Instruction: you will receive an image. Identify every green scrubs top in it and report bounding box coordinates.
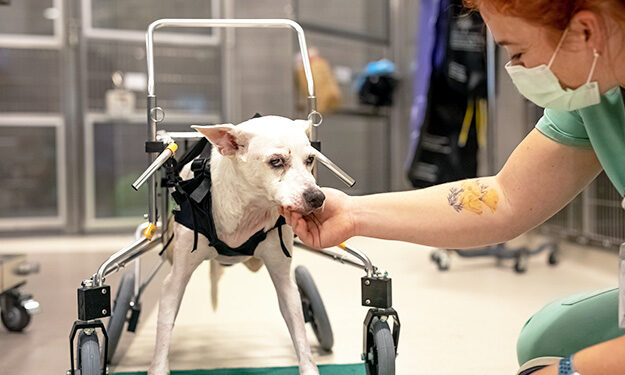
[517,86,625,367]
[536,87,625,194]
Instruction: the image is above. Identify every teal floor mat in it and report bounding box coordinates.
[112,363,366,375]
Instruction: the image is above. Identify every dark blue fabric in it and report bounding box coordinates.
[407,0,447,168]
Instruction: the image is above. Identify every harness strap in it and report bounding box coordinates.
[172,139,291,257]
[174,137,209,174]
[277,217,291,258]
[158,233,176,256]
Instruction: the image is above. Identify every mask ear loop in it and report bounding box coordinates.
[586,49,600,84]
[548,27,570,68]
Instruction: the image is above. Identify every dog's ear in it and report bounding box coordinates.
[191,124,248,156]
[294,119,311,138]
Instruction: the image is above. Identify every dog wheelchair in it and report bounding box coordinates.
[67,19,400,375]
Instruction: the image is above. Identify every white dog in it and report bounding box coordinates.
[148,116,325,375]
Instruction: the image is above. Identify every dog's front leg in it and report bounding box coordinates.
[257,233,318,375]
[149,231,207,375]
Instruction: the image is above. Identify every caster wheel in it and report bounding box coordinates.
[365,318,396,375]
[548,250,559,266]
[431,249,450,271]
[295,265,333,351]
[106,270,135,363]
[1,293,30,332]
[514,252,529,274]
[77,331,102,375]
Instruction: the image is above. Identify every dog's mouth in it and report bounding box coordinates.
[278,203,315,216]
[275,188,325,216]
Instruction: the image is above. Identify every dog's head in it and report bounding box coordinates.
[192,115,324,214]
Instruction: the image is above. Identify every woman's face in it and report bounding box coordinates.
[480,6,614,92]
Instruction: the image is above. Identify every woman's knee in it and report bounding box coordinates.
[517,288,623,366]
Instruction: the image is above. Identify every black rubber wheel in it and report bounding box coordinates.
[78,331,102,375]
[365,318,396,375]
[514,252,528,274]
[1,294,30,332]
[106,270,135,363]
[432,249,450,271]
[295,265,334,351]
[548,250,559,266]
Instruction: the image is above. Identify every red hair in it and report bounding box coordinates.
[463,0,625,30]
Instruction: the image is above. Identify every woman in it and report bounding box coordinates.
[282,0,625,374]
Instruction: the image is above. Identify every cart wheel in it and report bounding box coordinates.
[548,249,559,266]
[1,293,30,332]
[106,270,135,363]
[430,249,450,271]
[514,252,528,274]
[365,318,396,375]
[295,265,333,351]
[78,331,102,375]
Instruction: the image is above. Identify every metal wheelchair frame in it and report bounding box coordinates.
[67,19,400,375]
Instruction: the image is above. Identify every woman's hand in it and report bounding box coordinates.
[280,188,356,249]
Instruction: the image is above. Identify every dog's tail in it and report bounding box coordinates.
[209,259,224,311]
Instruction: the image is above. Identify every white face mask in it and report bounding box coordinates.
[505,27,601,111]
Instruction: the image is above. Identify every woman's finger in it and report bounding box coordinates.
[309,212,323,229]
[282,209,292,226]
[306,217,322,248]
[295,217,312,244]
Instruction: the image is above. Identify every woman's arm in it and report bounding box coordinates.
[534,335,625,375]
[284,129,602,249]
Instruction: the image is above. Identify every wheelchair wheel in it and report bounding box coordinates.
[514,251,529,274]
[548,249,559,266]
[1,292,30,332]
[295,265,334,351]
[106,270,135,363]
[78,331,102,375]
[430,249,450,271]
[365,318,396,375]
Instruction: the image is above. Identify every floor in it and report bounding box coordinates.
[0,233,618,374]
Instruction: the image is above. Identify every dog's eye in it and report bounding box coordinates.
[269,158,284,168]
[305,155,315,166]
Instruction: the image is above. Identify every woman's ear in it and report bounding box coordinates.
[569,10,605,53]
[191,124,250,156]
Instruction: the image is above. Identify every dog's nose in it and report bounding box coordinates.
[303,189,325,209]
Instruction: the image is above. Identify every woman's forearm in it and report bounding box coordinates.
[350,176,521,248]
[350,130,601,249]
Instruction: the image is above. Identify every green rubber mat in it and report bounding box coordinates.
[112,363,366,375]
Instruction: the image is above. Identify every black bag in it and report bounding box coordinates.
[407,1,487,188]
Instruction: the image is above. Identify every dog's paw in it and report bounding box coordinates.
[299,365,320,375]
[147,363,170,375]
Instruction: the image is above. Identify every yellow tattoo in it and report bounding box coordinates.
[447,180,499,214]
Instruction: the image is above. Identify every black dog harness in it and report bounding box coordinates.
[170,138,290,258]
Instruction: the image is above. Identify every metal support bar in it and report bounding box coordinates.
[132,143,177,190]
[147,95,158,223]
[312,149,356,187]
[294,241,366,270]
[147,19,315,98]
[339,243,376,277]
[94,234,162,286]
[294,239,375,277]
